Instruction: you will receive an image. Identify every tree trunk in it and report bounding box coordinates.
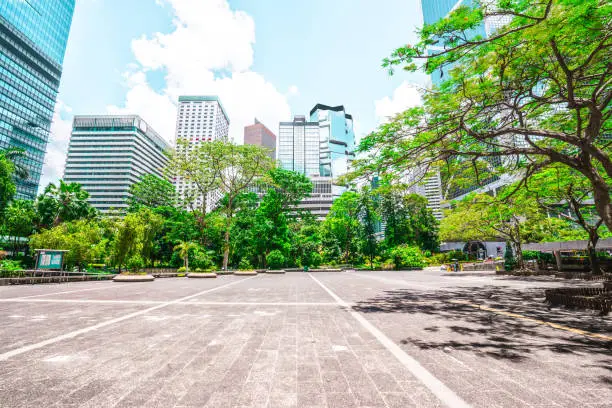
[588,174,612,231]
[185,253,189,272]
[222,229,230,270]
[222,200,233,271]
[587,231,601,275]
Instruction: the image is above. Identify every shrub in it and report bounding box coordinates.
[177,266,187,273]
[192,249,214,270]
[522,250,555,264]
[238,258,252,270]
[266,250,285,269]
[0,259,22,271]
[126,255,144,273]
[382,259,395,270]
[504,243,516,271]
[308,252,322,268]
[388,245,425,269]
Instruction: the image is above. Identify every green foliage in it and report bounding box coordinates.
[127,174,176,211]
[191,248,215,270]
[266,250,285,269]
[321,191,361,262]
[238,258,252,270]
[173,241,199,272]
[522,250,554,263]
[126,255,144,273]
[355,0,612,231]
[177,266,187,273]
[29,220,107,270]
[0,259,22,271]
[388,245,425,269]
[504,243,516,271]
[36,180,97,229]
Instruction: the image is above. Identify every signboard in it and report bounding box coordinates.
[36,251,65,270]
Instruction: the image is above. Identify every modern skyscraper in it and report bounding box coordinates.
[63,115,169,214]
[244,118,276,160]
[278,115,320,177]
[174,95,229,212]
[0,1,76,200]
[309,104,355,179]
[421,0,513,206]
[279,105,356,219]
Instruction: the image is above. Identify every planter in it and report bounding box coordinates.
[187,272,217,279]
[113,274,155,282]
[265,270,286,274]
[216,270,234,275]
[234,270,258,276]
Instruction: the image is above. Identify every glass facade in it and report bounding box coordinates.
[0,0,75,200]
[278,116,320,177]
[421,0,485,86]
[309,104,355,179]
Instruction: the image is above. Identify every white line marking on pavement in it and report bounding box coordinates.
[309,273,472,408]
[0,298,340,307]
[6,283,122,300]
[0,277,257,362]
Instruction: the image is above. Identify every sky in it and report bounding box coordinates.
[41,0,428,188]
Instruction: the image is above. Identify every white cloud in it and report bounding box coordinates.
[109,0,290,144]
[39,101,73,190]
[374,81,422,124]
[287,85,300,97]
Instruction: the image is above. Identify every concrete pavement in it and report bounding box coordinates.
[0,270,609,407]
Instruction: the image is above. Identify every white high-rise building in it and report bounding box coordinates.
[63,115,169,214]
[173,96,230,212]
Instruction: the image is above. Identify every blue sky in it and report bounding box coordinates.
[42,0,427,187]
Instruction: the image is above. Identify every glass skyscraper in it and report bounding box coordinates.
[422,0,486,87]
[0,0,76,200]
[278,115,321,177]
[309,104,355,179]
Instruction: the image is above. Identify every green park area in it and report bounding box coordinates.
[1,0,610,281]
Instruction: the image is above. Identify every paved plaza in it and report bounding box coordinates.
[0,270,610,408]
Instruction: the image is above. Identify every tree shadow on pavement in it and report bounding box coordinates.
[352,285,612,362]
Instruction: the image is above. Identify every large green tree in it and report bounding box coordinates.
[322,191,361,262]
[2,200,37,255]
[0,148,27,218]
[36,181,97,229]
[354,0,612,228]
[358,187,380,269]
[166,138,221,216]
[519,166,612,274]
[127,174,176,211]
[29,220,107,271]
[212,143,275,270]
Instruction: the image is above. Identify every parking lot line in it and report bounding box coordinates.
[0,298,340,306]
[0,276,257,362]
[309,273,472,408]
[6,282,124,300]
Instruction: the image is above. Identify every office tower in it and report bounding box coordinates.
[174,95,230,212]
[309,104,355,179]
[421,0,514,205]
[297,176,334,220]
[63,115,169,214]
[244,118,276,160]
[278,115,320,177]
[0,1,76,200]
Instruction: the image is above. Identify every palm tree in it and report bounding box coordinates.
[173,241,198,272]
[0,148,28,180]
[38,180,96,227]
